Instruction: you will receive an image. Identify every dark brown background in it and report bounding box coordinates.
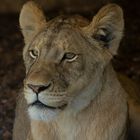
[0,0,140,140]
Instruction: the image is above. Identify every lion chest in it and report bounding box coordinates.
[31,105,127,140]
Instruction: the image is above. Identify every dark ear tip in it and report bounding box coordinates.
[103,3,123,11]
[22,1,37,7]
[21,1,40,14]
[97,3,123,21]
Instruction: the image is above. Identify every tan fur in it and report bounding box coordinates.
[19,1,46,44]
[13,1,140,140]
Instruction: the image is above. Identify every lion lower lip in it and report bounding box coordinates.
[30,100,67,110]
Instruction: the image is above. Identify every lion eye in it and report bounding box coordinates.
[63,52,77,62]
[29,49,38,59]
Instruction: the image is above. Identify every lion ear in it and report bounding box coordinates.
[82,4,124,55]
[19,1,46,44]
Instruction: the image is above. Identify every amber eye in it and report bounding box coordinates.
[63,52,78,62]
[29,49,38,59]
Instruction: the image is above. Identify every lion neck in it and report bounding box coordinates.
[30,63,127,140]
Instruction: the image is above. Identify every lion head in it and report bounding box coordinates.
[20,1,124,121]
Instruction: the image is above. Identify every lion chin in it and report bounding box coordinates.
[27,99,68,121]
[28,105,61,121]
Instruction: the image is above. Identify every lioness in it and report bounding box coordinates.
[13,1,140,140]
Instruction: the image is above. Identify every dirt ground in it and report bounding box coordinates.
[0,1,140,140]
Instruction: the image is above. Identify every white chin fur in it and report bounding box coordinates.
[28,106,61,121]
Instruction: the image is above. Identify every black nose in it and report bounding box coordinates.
[27,83,51,93]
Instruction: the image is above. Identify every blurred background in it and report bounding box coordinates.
[0,0,140,140]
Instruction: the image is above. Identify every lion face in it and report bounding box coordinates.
[20,2,124,121]
[23,21,106,120]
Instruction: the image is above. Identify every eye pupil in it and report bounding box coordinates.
[65,53,76,59]
[61,52,77,62]
[29,49,38,59]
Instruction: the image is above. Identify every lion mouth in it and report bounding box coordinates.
[30,100,67,110]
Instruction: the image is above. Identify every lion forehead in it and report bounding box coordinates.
[31,23,86,52]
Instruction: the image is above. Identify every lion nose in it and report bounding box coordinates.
[27,83,52,94]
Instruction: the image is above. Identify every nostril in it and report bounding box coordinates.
[38,83,51,93]
[27,83,52,94]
